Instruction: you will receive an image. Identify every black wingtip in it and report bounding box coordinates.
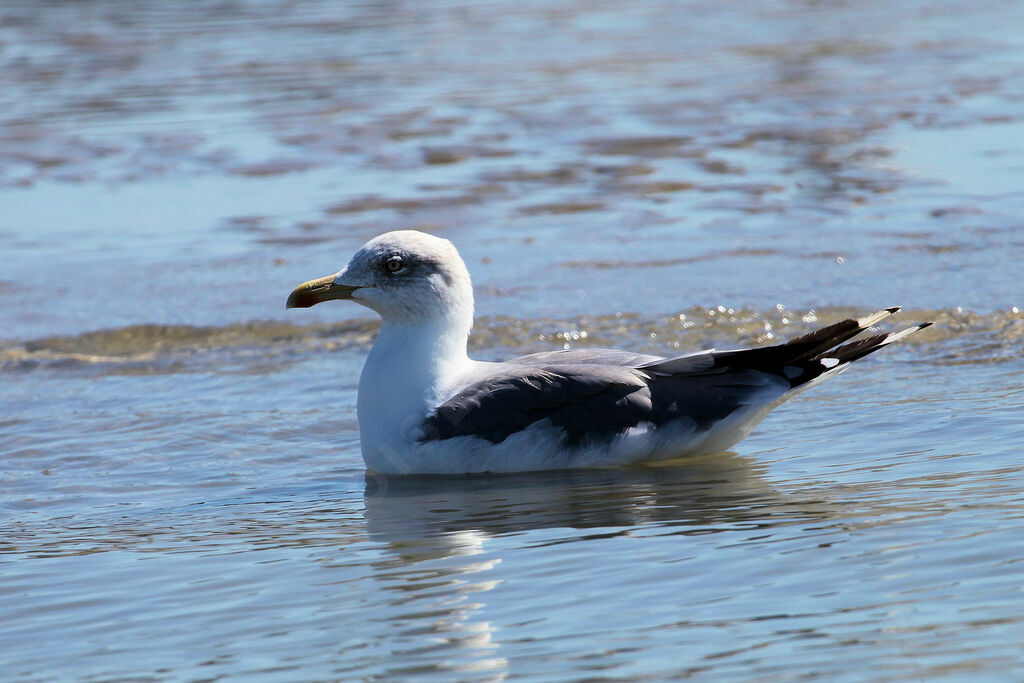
[885,306,901,314]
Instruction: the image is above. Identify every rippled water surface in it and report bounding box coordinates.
[3,0,1023,679]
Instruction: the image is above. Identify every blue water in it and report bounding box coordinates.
[2,0,1023,679]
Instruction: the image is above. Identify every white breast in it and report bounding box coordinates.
[356,320,477,473]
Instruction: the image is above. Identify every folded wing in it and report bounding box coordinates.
[420,308,929,447]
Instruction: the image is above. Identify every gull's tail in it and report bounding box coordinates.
[790,311,932,389]
[810,320,932,369]
[662,307,933,391]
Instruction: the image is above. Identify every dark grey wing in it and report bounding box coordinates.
[423,309,929,448]
[421,364,653,446]
[421,359,788,447]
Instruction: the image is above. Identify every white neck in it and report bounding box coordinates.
[369,316,471,385]
[357,313,474,464]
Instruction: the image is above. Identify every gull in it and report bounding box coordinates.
[287,230,930,475]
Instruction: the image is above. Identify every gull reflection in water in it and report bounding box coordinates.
[361,453,831,679]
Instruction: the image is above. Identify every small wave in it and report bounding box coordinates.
[1,307,1019,375]
[0,320,379,374]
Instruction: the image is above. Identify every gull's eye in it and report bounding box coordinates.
[384,255,403,273]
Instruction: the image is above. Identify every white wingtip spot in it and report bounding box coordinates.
[821,357,840,368]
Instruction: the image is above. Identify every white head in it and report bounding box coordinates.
[286,230,474,330]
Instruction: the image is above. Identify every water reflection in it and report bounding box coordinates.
[361,527,509,678]
[360,453,833,678]
[363,452,820,541]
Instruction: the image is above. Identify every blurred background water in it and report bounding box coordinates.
[2,0,1023,679]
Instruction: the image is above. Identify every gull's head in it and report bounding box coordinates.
[286,230,473,325]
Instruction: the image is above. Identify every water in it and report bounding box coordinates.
[2,0,1023,679]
